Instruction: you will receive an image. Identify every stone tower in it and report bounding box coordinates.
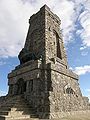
[8,5,89,119]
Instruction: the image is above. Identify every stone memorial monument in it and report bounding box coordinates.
[0,5,89,120]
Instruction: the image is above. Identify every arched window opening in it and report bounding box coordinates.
[64,84,74,95]
[56,35,62,59]
[53,30,62,59]
[66,87,74,94]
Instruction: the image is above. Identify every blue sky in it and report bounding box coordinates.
[0,0,90,100]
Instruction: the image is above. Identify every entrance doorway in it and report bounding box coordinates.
[17,78,27,94]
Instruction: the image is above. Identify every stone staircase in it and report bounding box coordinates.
[0,95,39,120]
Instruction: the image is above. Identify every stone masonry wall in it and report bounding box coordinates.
[24,7,46,60]
[45,5,68,67]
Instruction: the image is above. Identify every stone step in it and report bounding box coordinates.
[0,116,5,120]
[8,111,38,118]
[0,111,9,115]
[0,115,39,120]
[2,101,28,105]
[11,107,35,111]
[0,109,37,117]
[0,106,35,112]
[1,104,29,108]
[1,114,31,117]
[6,99,26,103]
[8,118,39,120]
[4,101,25,105]
[0,106,36,115]
[4,99,25,104]
[0,107,11,111]
[29,114,38,118]
[0,95,39,120]
[0,115,32,120]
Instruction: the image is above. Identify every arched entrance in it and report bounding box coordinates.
[17,78,27,94]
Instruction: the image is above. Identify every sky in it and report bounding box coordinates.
[0,0,90,100]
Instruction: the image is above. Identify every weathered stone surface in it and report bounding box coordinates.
[0,95,39,120]
[0,4,90,120]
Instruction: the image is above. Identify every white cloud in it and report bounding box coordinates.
[87,95,90,102]
[86,89,90,102]
[0,0,36,58]
[80,46,87,50]
[81,51,88,56]
[77,0,90,49]
[74,65,90,75]
[86,89,90,92]
[0,90,7,96]
[79,11,90,46]
[88,96,90,102]
[0,61,6,66]
[69,67,73,70]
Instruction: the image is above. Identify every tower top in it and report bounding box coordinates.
[29,4,61,25]
[41,4,60,22]
[40,4,50,10]
[18,4,67,67]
